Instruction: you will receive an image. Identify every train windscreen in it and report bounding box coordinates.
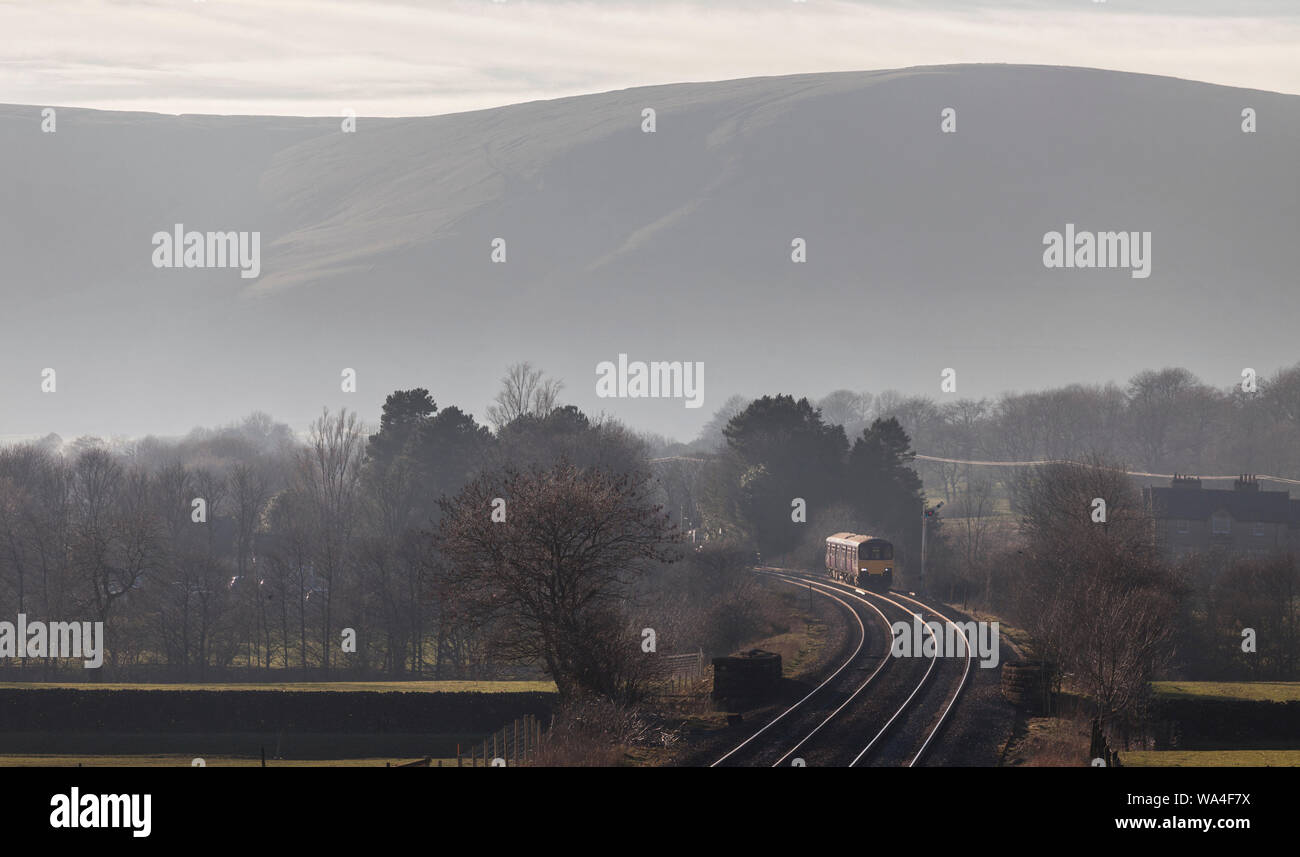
[863,541,894,560]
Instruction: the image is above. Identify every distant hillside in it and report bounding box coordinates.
[1,65,1297,440]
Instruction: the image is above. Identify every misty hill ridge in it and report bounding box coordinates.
[1,65,1297,441]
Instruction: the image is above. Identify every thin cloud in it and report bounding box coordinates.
[2,0,1297,115]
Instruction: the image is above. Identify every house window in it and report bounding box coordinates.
[1212,512,1231,535]
[1253,521,1266,537]
[1175,519,1190,534]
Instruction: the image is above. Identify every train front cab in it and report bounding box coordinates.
[856,538,894,592]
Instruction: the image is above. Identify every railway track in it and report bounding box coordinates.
[710,568,972,767]
[710,574,888,767]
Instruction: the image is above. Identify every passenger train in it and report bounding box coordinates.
[825,532,894,591]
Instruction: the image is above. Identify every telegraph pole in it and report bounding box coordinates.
[920,508,926,590]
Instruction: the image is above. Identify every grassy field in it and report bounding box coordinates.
[1151,681,1300,703]
[0,754,468,767]
[1124,750,1300,767]
[0,680,556,693]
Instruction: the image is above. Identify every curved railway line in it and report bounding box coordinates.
[710,569,973,767]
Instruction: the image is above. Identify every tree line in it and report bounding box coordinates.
[0,362,664,685]
[6,359,1293,711]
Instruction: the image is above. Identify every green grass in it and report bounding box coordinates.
[756,624,827,679]
[0,754,469,767]
[1124,750,1300,767]
[0,680,556,693]
[753,588,830,679]
[1151,681,1300,703]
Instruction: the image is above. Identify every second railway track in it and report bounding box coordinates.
[711,568,973,767]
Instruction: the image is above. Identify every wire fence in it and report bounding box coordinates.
[457,714,544,767]
[653,649,707,696]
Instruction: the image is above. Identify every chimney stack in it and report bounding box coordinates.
[1234,474,1259,492]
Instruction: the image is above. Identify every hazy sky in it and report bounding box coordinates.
[4,0,1299,117]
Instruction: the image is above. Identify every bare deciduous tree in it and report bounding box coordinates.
[486,362,564,430]
[1012,457,1177,730]
[297,407,366,673]
[952,478,995,604]
[816,389,872,430]
[437,462,675,701]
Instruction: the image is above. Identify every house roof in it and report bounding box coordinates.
[1146,486,1292,524]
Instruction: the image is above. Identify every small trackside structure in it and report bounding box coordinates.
[711,649,782,702]
[1000,660,1054,713]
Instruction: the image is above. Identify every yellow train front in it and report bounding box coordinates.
[825,532,894,591]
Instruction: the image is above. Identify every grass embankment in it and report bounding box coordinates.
[637,583,834,765]
[939,604,1033,660]
[756,625,830,681]
[1151,682,1300,703]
